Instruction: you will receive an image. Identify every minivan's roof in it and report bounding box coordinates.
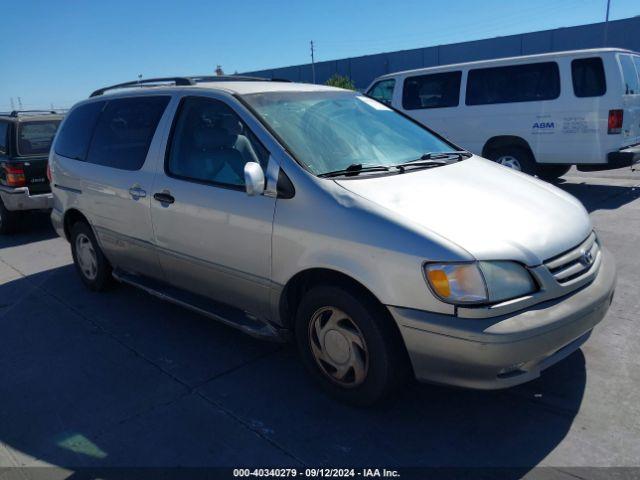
[193,81,342,95]
[87,78,344,100]
[373,47,639,81]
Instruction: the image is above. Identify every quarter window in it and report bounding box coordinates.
[466,62,560,105]
[86,96,170,170]
[572,57,606,97]
[55,101,105,160]
[166,97,268,188]
[619,54,639,95]
[402,71,461,110]
[367,79,395,106]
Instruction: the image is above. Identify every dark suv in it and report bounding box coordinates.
[0,110,63,233]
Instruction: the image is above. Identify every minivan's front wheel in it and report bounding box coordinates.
[70,222,113,291]
[295,285,409,406]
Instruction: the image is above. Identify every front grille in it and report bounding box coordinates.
[544,232,600,284]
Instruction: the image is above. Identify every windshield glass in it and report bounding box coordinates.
[242,91,457,175]
[17,120,61,156]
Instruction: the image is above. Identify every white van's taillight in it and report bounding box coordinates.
[608,109,623,134]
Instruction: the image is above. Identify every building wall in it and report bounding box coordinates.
[242,17,640,89]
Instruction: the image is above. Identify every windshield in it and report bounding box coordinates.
[17,120,61,156]
[242,91,458,176]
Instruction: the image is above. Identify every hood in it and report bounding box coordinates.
[334,156,592,266]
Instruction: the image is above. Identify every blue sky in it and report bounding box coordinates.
[2,0,638,110]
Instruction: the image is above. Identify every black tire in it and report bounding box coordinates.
[70,221,113,291]
[537,164,571,182]
[488,146,538,176]
[295,285,410,406]
[0,199,19,234]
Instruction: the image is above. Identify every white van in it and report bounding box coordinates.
[366,48,640,179]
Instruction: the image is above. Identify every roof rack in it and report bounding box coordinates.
[89,75,293,97]
[1,110,64,117]
[90,77,196,97]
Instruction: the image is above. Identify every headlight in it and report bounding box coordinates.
[424,261,536,305]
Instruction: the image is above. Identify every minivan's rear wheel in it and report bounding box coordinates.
[70,222,113,291]
[295,285,409,406]
[490,147,538,176]
[0,199,19,234]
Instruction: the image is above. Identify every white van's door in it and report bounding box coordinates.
[619,54,640,146]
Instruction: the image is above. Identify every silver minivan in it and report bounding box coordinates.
[49,77,616,405]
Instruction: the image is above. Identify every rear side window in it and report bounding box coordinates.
[403,71,461,110]
[572,57,606,97]
[17,121,61,156]
[55,102,105,160]
[367,79,395,106]
[0,122,8,155]
[619,54,639,95]
[87,96,170,170]
[466,62,560,105]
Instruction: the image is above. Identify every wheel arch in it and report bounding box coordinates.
[278,268,388,331]
[482,135,535,161]
[62,208,91,241]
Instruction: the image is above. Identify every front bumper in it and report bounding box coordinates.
[390,248,616,389]
[0,185,53,211]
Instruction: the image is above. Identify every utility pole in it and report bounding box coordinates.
[310,40,316,84]
[17,97,23,109]
[10,98,15,110]
[603,0,611,46]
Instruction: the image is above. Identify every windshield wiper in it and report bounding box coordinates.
[402,151,472,165]
[319,163,391,178]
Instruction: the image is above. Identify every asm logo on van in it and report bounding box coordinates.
[531,121,556,135]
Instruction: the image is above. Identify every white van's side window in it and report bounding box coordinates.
[402,71,461,110]
[619,55,639,95]
[466,62,560,105]
[571,57,606,97]
[367,79,395,106]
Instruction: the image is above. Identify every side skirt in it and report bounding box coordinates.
[112,268,288,343]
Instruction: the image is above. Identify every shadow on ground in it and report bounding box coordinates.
[0,264,587,474]
[0,211,57,248]
[555,179,640,213]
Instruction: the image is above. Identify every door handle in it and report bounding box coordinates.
[153,192,175,204]
[128,186,147,199]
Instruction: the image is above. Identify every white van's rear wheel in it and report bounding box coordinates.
[490,147,537,176]
[538,164,571,181]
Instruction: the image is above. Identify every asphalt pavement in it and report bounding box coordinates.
[0,167,638,477]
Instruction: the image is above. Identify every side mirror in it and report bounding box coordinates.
[244,162,265,196]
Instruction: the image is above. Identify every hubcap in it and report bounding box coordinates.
[308,307,368,388]
[496,155,522,171]
[75,233,98,280]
